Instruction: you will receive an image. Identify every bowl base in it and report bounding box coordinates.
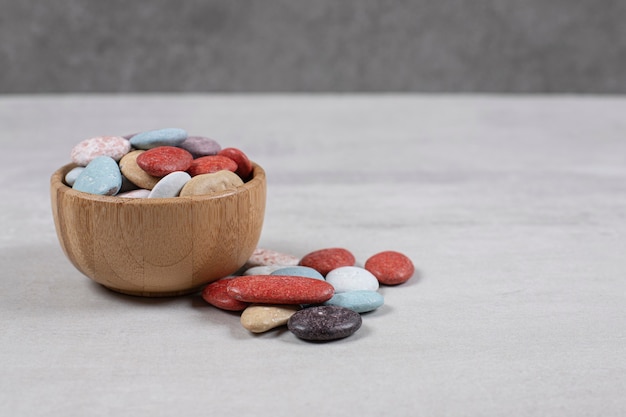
[103,284,203,298]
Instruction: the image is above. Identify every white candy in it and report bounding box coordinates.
[148,171,191,198]
[325,266,379,293]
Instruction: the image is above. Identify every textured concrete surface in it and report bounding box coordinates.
[2,95,626,416]
[1,0,626,93]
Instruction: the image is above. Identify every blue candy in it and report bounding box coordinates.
[323,290,384,313]
[129,128,188,150]
[271,266,325,281]
[72,156,122,195]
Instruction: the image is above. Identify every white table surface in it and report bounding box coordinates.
[1,94,625,417]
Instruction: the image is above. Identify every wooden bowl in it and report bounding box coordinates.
[50,162,266,297]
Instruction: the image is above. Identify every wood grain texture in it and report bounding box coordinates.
[50,162,266,296]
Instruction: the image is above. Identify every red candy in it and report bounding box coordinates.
[226,275,335,304]
[187,155,238,177]
[218,147,253,180]
[364,251,414,285]
[201,279,250,311]
[299,248,355,276]
[136,146,193,177]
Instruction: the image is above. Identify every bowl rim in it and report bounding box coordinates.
[51,161,266,205]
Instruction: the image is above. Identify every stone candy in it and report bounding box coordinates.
[246,248,300,267]
[64,166,84,186]
[119,150,160,190]
[271,266,324,281]
[117,189,151,198]
[136,146,193,177]
[325,266,379,293]
[365,251,415,285]
[288,305,362,341]
[179,136,221,158]
[72,156,122,196]
[218,147,253,180]
[148,171,191,198]
[243,265,291,275]
[201,278,249,311]
[323,290,384,313]
[129,127,188,150]
[226,275,335,304]
[299,247,355,276]
[187,155,238,177]
[179,170,243,197]
[240,304,299,333]
[70,136,131,166]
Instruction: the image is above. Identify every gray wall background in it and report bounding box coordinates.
[1,0,625,93]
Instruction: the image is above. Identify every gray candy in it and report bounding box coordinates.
[288,305,362,341]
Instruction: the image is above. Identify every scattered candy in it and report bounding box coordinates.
[271,266,324,280]
[325,266,379,293]
[365,251,415,285]
[243,265,290,276]
[72,156,122,196]
[240,304,299,333]
[323,290,384,313]
[202,278,250,311]
[288,305,362,341]
[227,275,335,305]
[299,247,355,276]
[245,248,300,267]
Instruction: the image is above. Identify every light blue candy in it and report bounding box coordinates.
[323,290,384,313]
[129,128,188,150]
[72,156,122,195]
[64,166,84,186]
[271,266,325,280]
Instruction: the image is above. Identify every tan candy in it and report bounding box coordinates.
[119,150,160,190]
[240,304,300,333]
[179,170,243,197]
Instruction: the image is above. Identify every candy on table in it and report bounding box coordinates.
[323,290,384,313]
[242,264,291,276]
[226,275,335,305]
[202,278,250,312]
[325,266,379,293]
[245,248,300,268]
[298,247,356,276]
[270,266,325,280]
[365,251,415,285]
[288,305,362,341]
[240,304,300,333]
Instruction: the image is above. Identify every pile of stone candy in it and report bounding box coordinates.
[65,128,253,198]
[202,247,415,342]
